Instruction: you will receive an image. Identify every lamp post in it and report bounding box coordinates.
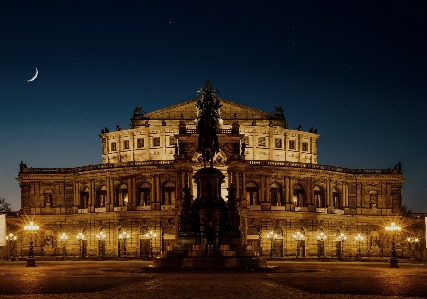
[336,233,347,259]
[145,230,157,258]
[385,222,401,268]
[406,237,419,260]
[59,232,68,259]
[5,232,18,261]
[118,231,130,259]
[316,231,327,258]
[76,232,85,260]
[292,231,305,258]
[354,233,364,260]
[24,221,39,267]
[95,231,106,260]
[266,231,278,258]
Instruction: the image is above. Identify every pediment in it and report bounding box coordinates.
[142,98,277,120]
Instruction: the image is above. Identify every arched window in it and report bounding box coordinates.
[140,226,149,235]
[314,185,324,208]
[273,226,283,236]
[162,182,175,205]
[270,182,283,206]
[293,184,304,207]
[247,226,259,235]
[44,189,53,207]
[80,186,89,209]
[116,184,128,207]
[246,182,259,205]
[332,187,340,208]
[138,182,151,206]
[369,191,377,208]
[97,186,107,207]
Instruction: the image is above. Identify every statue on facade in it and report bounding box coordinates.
[195,80,222,168]
[133,106,146,117]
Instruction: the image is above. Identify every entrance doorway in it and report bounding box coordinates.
[140,239,151,257]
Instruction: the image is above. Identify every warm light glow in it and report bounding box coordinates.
[5,233,18,241]
[266,231,278,240]
[407,236,420,243]
[292,196,298,204]
[316,232,327,241]
[145,230,157,238]
[385,222,401,232]
[336,233,347,241]
[76,232,85,240]
[24,221,39,231]
[59,232,68,241]
[118,231,130,240]
[354,233,364,242]
[96,231,107,240]
[292,231,305,241]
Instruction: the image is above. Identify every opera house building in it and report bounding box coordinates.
[6,87,425,261]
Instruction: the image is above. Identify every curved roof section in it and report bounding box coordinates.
[134,98,284,121]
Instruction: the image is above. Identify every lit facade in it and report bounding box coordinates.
[7,97,425,260]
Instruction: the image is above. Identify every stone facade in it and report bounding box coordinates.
[7,98,425,260]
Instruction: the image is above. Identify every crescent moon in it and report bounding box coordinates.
[26,67,38,82]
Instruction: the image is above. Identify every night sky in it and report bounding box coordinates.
[1,1,426,212]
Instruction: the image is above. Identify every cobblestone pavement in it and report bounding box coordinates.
[0,260,426,299]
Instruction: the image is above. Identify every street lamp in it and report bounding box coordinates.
[316,231,327,258]
[406,236,419,260]
[5,232,18,261]
[266,231,278,258]
[336,233,347,259]
[118,231,130,259]
[385,222,401,268]
[96,231,106,260]
[292,231,305,258]
[59,232,68,259]
[144,230,157,257]
[24,221,39,267]
[354,233,364,260]
[76,232,85,260]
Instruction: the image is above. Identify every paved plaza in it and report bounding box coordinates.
[0,260,426,298]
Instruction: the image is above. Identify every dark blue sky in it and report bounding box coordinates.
[1,1,426,212]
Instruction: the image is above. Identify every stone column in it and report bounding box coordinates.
[74,181,79,207]
[326,179,330,207]
[132,177,137,207]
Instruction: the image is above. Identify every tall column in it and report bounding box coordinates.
[132,177,137,205]
[91,179,95,206]
[285,176,290,204]
[242,172,246,202]
[235,171,240,199]
[326,179,330,206]
[284,132,288,162]
[106,177,111,206]
[155,175,161,209]
[74,182,79,207]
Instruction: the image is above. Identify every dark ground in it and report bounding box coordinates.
[0,260,426,298]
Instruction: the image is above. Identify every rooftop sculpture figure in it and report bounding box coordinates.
[195,80,222,168]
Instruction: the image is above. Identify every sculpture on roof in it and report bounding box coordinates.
[195,80,222,168]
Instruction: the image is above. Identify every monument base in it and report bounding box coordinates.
[153,244,267,269]
[26,257,36,267]
[389,258,399,268]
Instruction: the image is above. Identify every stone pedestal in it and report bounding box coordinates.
[389,258,399,268]
[26,257,36,267]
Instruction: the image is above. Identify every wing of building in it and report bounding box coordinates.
[8,95,425,260]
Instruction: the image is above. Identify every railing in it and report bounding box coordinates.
[409,213,427,218]
[20,160,400,175]
[21,160,174,174]
[178,128,234,134]
[248,160,400,174]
